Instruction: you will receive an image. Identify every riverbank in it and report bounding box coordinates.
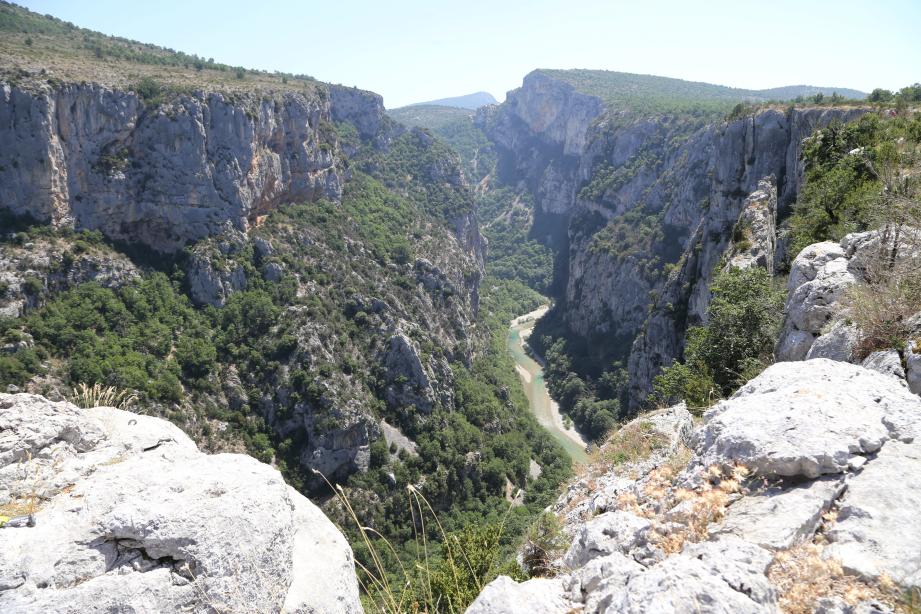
[507,306,589,463]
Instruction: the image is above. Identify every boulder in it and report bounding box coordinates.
[806,321,859,362]
[906,338,921,395]
[464,576,573,614]
[596,538,777,614]
[861,350,907,384]
[0,393,361,613]
[563,511,653,568]
[695,360,921,478]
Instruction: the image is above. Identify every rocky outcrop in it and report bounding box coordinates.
[777,228,921,365]
[0,393,362,613]
[0,80,386,252]
[469,360,921,612]
[0,235,139,317]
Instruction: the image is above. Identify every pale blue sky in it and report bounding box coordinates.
[19,0,921,108]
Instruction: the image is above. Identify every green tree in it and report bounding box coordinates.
[654,266,784,408]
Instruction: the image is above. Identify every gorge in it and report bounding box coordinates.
[2,1,921,612]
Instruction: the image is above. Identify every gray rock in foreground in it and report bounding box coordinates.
[696,359,921,478]
[0,393,362,613]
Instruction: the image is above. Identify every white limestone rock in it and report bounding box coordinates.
[714,477,845,549]
[599,538,777,614]
[806,321,859,362]
[825,440,921,589]
[861,349,907,384]
[0,393,362,613]
[464,576,573,614]
[563,510,653,568]
[695,360,921,478]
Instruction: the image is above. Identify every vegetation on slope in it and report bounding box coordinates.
[788,108,921,257]
[0,0,322,95]
[537,68,866,117]
[653,267,785,409]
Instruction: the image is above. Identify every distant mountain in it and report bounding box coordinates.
[534,69,866,115]
[756,85,867,101]
[406,91,497,110]
[387,104,473,130]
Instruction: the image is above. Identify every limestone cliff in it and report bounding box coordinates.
[481,70,868,406]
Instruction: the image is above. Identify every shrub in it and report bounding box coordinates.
[654,266,784,408]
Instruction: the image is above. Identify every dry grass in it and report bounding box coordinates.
[599,420,669,467]
[615,464,747,554]
[768,543,905,613]
[70,382,139,411]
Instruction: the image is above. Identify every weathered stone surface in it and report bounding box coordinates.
[598,538,777,614]
[778,229,921,362]
[825,440,921,589]
[777,254,856,362]
[465,576,573,614]
[553,404,693,528]
[906,338,921,395]
[565,552,644,612]
[0,81,377,253]
[0,393,361,613]
[726,178,778,271]
[563,511,653,568]
[381,331,438,413]
[696,360,921,478]
[861,350,907,384]
[715,477,845,549]
[806,321,859,362]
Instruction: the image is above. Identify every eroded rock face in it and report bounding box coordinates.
[0,81,371,253]
[0,393,362,613]
[777,229,921,364]
[471,360,921,612]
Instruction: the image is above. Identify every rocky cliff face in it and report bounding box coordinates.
[468,359,921,613]
[482,71,868,406]
[0,80,391,253]
[0,393,362,613]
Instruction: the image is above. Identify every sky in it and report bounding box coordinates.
[18,0,921,108]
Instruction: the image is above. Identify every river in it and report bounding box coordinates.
[507,306,589,463]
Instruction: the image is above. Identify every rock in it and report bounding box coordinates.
[563,511,652,568]
[465,576,573,614]
[695,360,921,478]
[806,321,859,362]
[263,261,286,282]
[715,477,845,549]
[381,331,437,413]
[566,552,644,610]
[861,350,907,383]
[825,440,921,589]
[553,404,693,528]
[0,393,361,613]
[777,254,856,361]
[598,538,777,614]
[905,338,921,394]
[814,597,894,614]
[778,229,921,362]
[187,251,247,307]
[726,177,778,271]
[1,83,355,252]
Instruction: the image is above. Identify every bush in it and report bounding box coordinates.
[654,266,784,408]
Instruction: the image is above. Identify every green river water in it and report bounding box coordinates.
[507,308,589,463]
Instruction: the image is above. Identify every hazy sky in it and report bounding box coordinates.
[19,0,921,108]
